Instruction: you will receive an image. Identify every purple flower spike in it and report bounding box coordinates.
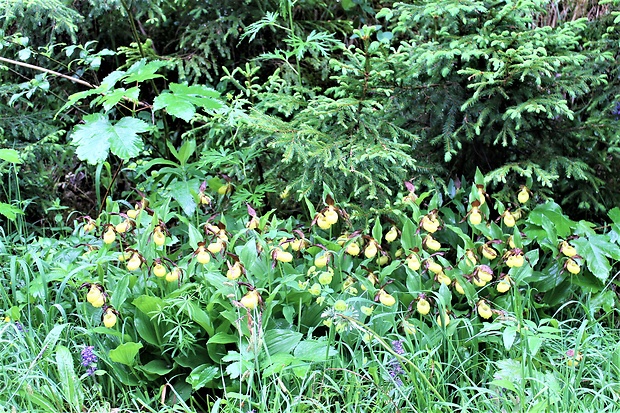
[391,340,405,355]
[81,346,98,376]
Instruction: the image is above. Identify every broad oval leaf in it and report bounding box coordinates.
[133,313,160,346]
[186,364,220,390]
[109,342,143,366]
[139,359,174,376]
[132,295,165,314]
[264,329,303,355]
[0,148,21,163]
[293,339,336,362]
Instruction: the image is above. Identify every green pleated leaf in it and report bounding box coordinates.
[183,301,214,336]
[293,339,336,362]
[400,217,418,252]
[528,202,574,239]
[263,353,297,377]
[140,359,174,376]
[207,332,238,345]
[132,295,165,314]
[133,312,159,346]
[55,345,83,408]
[109,342,143,366]
[264,329,303,355]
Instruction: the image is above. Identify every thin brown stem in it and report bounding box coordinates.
[0,56,94,88]
[98,160,125,216]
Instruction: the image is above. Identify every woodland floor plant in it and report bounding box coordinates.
[2,1,620,412]
[2,174,620,411]
[2,0,620,224]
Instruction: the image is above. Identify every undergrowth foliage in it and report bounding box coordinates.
[3,174,620,411]
[3,0,620,223]
[2,1,620,411]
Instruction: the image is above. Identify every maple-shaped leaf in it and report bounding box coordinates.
[608,207,620,244]
[94,86,140,112]
[57,71,127,115]
[153,93,195,121]
[100,71,127,90]
[71,114,149,164]
[72,114,112,164]
[123,59,168,84]
[109,117,149,160]
[573,234,620,282]
[153,83,223,122]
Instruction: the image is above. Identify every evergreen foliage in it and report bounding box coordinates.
[3,1,620,411]
[192,0,620,215]
[221,27,420,201]
[1,0,619,223]
[385,0,620,215]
